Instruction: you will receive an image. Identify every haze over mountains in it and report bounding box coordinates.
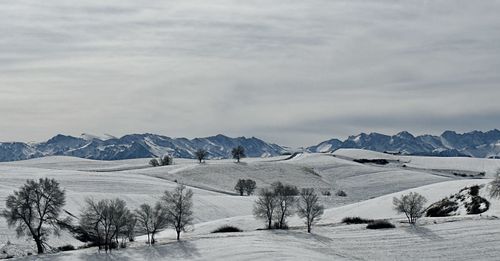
[0,130,499,162]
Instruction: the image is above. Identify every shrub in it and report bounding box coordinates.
[469,185,480,196]
[58,245,76,252]
[465,196,490,214]
[353,159,389,165]
[366,220,395,229]
[336,190,347,197]
[149,158,160,167]
[211,225,243,233]
[426,198,459,217]
[322,191,331,196]
[342,217,374,224]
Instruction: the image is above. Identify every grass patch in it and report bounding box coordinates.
[211,225,243,233]
[366,220,395,229]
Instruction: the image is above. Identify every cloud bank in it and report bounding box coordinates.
[1,0,499,146]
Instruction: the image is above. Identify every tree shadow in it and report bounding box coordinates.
[405,225,443,241]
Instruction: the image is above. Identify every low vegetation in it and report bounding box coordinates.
[353,159,389,165]
[211,225,243,233]
[426,185,490,217]
[149,155,174,167]
[366,220,395,229]
[342,217,375,224]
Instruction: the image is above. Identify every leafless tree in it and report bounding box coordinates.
[234,179,246,196]
[195,149,209,163]
[79,198,131,252]
[489,169,500,199]
[135,202,169,245]
[232,146,246,163]
[393,192,427,225]
[272,182,299,229]
[1,178,67,254]
[297,188,324,233]
[163,185,194,240]
[244,179,257,196]
[253,188,278,229]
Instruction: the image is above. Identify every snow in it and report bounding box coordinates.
[334,148,500,176]
[1,151,499,260]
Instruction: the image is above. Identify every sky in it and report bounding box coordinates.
[1,0,499,147]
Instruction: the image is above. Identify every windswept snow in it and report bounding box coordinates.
[1,151,499,260]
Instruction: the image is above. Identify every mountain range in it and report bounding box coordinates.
[0,130,499,162]
[307,130,500,158]
[0,134,286,162]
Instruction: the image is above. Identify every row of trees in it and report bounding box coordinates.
[253,182,325,233]
[1,178,193,254]
[149,145,247,166]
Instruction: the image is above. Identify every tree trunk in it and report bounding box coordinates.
[35,238,44,254]
[176,230,181,241]
[307,224,311,233]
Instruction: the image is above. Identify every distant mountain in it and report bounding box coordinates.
[0,133,287,162]
[308,130,500,158]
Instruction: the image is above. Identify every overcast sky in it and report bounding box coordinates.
[1,0,499,147]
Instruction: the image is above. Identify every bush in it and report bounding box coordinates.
[366,220,395,229]
[469,185,480,197]
[211,225,243,233]
[273,222,288,230]
[353,159,389,165]
[342,217,374,224]
[336,190,347,197]
[426,198,459,217]
[120,242,127,249]
[465,196,490,214]
[321,191,331,196]
[58,244,76,252]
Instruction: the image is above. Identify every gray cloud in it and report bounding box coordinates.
[0,0,499,147]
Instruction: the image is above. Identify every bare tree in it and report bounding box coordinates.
[234,179,257,196]
[135,202,169,245]
[272,182,299,229]
[297,188,324,233]
[234,179,246,196]
[79,198,131,252]
[393,192,427,225]
[489,169,500,199]
[232,146,246,163]
[1,178,67,254]
[163,185,194,240]
[253,188,278,229]
[244,179,257,196]
[195,149,209,163]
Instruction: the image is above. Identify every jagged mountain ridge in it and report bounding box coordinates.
[0,134,287,162]
[308,130,500,158]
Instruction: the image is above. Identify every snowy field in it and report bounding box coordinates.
[1,151,499,260]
